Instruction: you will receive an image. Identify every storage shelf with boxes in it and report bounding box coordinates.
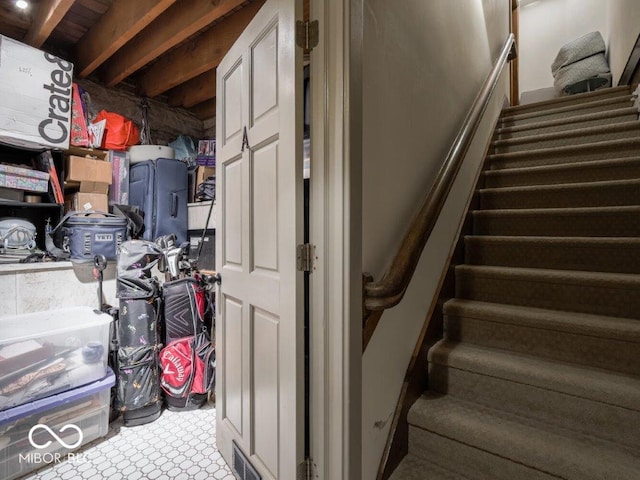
[0,35,74,258]
[64,148,112,214]
[0,145,65,255]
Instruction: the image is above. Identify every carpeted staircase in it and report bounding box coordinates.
[390,85,640,479]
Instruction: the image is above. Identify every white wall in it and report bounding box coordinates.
[519,0,608,94]
[360,1,510,478]
[0,262,117,316]
[607,0,640,85]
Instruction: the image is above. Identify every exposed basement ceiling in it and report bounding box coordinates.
[0,0,269,121]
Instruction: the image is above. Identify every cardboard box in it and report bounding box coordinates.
[65,146,108,161]
[195,166,216,187]
[193,166,216,202]
[108,150,129,205]
[65,155,112,194]
[0,164,49,192]
[0,35,74,150]
[64,192,109,213]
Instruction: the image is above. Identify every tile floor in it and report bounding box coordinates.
[22,402,235,480]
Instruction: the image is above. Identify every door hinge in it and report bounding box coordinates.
[296,243,316,272]
[296,20,319,52]
[297,457,316,480]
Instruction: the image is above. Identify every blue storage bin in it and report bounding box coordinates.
[0,368,114,480]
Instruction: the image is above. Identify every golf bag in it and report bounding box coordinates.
[115,240,164,426]
[159,276,215,410]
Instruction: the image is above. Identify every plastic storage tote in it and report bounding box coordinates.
[0,368,114,480]
[0,307,113,411]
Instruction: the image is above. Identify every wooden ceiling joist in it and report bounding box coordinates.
[168,69,217,109]
[101,0,247,88]
[74,0,177,78]
[24,0,76,47]
[190,99,217,121]
[137,0,264,98]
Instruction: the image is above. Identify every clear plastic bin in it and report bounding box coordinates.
[0,368,114,480]
[0,307,112,411]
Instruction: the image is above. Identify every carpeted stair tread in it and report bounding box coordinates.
[487,137,640,169]
[397,83,640,480]
[408,393,640,480]
[442,299,640,375]
[499,95,635,127]
[464,235,640,273]
[428,341,640,448]
[502,85,631,116]
[478,178,640,209]
[429,339,640,411]
[444,299,640,344]
[407,429,558,480]
[494,106,638,140]
[455,265,640,319]
[482,156,640,187]
[491,120,640,154]
[388,454,474,480]
[472,205,640,237]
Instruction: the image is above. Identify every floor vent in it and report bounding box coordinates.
[232,441,261,480]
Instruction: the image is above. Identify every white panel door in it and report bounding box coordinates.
[215,1,303,479]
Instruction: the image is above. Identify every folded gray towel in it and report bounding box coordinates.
[551,31,606,75]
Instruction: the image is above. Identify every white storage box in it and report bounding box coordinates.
[188,201,216,230]
[0,369,114,480]
[0,307,112,411]
[0,35,74,150]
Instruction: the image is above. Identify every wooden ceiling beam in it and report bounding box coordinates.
[101,0,247,88]
[168,69,217,108]
[24,0,76,47]
[191,99,217,120]
[74,0,177,78]
[137,0,264,98]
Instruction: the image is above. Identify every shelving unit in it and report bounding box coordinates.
[0,144,65,253]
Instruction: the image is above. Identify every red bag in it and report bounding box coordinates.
[93,110,140,150]
[159,333,215,407]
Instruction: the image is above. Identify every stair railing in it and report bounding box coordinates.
[362,33,517,351]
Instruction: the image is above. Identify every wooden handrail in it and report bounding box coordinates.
[363,34,516,318]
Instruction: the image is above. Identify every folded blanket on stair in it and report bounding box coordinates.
[551,31,610,94]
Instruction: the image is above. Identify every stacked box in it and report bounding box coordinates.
[0,165,49,193]
[64,154,112,213]
[64,192,109,213]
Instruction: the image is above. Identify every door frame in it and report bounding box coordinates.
[510,0,519,105]
[309,0,362,479]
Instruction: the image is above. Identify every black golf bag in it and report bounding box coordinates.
[159,276,215,411]
[115,240,164,426]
